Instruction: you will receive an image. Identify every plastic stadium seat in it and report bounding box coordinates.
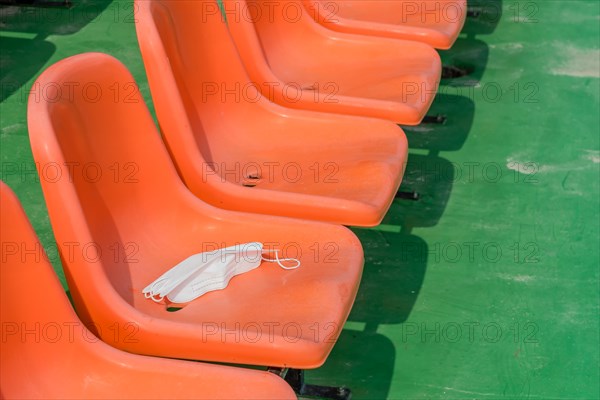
[27,53,364,369]
[134,0,407,227]
[224,0,441,124]
[0,182,296,400]
[304,0,467,50]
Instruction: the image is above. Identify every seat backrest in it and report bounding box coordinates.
[135,0,275,170]
[28,53,182,222]
[0,181,76,328]
[236,0,321,35]
[223,0,333,84]
[138,0,252,95]
[0,182,90,389]
[224,0,323,50]
[306,0,466,26]
[27,53,196,311]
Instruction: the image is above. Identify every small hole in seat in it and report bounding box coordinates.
[242,174,261,187]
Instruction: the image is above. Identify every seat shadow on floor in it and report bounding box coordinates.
[348,232,428,327]
[319,234,427,397]
[388,153,455,229]
[403,93,474,152]
[307,328,396,400]
[323,156,455,397]
[461,0,503,37]
[0,0,112,102]
[440,36,490,86]
[0,0,112,37]
[0,37,55,102]
[346,155,453,326]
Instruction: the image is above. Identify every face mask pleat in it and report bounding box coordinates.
[142,242,301,304]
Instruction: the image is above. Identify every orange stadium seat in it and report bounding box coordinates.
[134,0,408,227]
[27,53,363,371]
[0,181,296,400]
[224,0,441,124]
[304,0,467,50]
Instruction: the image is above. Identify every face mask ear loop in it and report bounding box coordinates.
[262,249,301,270]
[144,286,166,303]
[143,278,170,302]
[150,293,165,303]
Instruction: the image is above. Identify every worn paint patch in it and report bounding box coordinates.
[506,157,537,174]
[489,42,524,53]
[583,150,600,164]
[550,44,600,78]
[406,126,435,133]
[496,273,535,283]
[1,123,23,135]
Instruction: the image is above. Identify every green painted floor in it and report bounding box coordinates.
[1,1,599,398]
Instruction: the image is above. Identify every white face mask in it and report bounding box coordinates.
[142,242,300,304]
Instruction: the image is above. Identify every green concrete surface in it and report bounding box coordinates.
[1,0,599,399]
